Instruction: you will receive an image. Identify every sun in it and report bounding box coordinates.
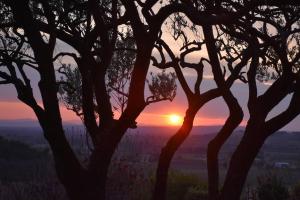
[168,114,183,126]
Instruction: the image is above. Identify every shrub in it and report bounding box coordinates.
[167,171,206,200]
[256,173,289,200]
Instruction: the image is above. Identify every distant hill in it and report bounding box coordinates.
[0,119,78,127]
[131,125,245,136]
[0,119,40,127]
[0,135,49,182]
[0,119,244,135]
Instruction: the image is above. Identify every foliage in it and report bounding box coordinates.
[106,30,136,113]
[256,173,290,200]
[58,31,136,116]
[59,33,178,116]
[58,65,84,118]
[167,171,205,200]
[147,70,177,103]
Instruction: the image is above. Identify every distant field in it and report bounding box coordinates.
[0,126,300,199]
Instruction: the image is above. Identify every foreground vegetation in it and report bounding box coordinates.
[1,130,300,200]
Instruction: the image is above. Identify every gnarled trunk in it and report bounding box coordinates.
[207,93,243,200]
[219,125,266,200]
[152,107,198,200]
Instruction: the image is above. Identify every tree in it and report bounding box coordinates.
[149,1,300,200]
[151,10,251,199]
[57,31,136,121]
[0,1,91,199]
[0,0,184,199]
[219,5,300,199]
[1,1,299,200]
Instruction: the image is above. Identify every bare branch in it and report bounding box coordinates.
[146,96,172,105]
[0,80,11,84]
[53,52,78,61]
[264,79,300,135]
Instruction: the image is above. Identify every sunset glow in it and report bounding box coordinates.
[0,101,239,126]
[168,114,183,126]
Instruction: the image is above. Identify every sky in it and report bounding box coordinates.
[0,21,299,132]
[0,66,299,131]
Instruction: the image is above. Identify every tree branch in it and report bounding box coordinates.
[264,80,300,135]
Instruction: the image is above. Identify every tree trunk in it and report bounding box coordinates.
[46,128,115,200]
[86,120,131,200]
[39,125,97,200]
[207,93,243,200]
[152,107,198,200]
[88,146,113,200]
[219,125,266,200]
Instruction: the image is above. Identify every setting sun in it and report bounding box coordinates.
[168,114,183,126]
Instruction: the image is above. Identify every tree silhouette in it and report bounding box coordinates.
[0,0,183,199]
[151,13,250,200]
[148,1,300,200]
[220,5,300,199]
[1,1,300,200]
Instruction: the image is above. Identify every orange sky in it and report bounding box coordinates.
[137,112,230,126]
[0,101,233,126]
[0,101,77,121]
